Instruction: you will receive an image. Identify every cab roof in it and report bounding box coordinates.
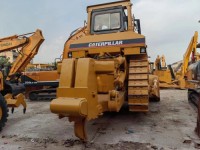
[87,0,131,12]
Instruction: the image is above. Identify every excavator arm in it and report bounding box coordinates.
[5,30,44,80]
[175,31,198,89]
[0,29,44,113]
[0,35,27,52]
[181,31,198,76]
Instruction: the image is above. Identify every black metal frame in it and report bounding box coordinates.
[90,6,126,35]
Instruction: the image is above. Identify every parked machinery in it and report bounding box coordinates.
[152,55,177,88]
[21,68,59,100]
[187,40,200,108]
[185,34,200,137]
[21,27,86,100]
[187,60,200,137]
[50,0,160,141]
[153,31,199,89]
[0,29,44,131]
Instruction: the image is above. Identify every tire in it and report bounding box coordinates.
[29,92,38,101]
[0,93,8,131]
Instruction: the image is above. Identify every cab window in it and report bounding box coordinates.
[94,12,121,31]
[90,7,125,34]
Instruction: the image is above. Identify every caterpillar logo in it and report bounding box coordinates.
[89,40,123,47]
[69,38,145,49]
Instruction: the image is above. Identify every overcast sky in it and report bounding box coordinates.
[0,0,200,64]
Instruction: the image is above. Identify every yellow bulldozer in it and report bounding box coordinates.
[50,0,160,141]
[0,29,44,131]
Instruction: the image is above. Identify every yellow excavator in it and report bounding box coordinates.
[153,31,199,89]
[50,0,160,141]
[0,29,44,131]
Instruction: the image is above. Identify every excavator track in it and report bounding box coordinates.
[29,88,56,101]
[128,55,149,112]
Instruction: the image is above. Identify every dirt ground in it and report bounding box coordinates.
[0,90,200,150]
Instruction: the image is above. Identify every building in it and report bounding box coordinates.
[0,50,18,63]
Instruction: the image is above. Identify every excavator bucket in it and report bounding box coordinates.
[5,93,26,113]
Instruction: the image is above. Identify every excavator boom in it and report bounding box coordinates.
[0,35,27,52]
[8,29,44,79]
[181,31,198,75]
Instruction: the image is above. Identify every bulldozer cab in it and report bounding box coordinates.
[90,6,127,34]
[87,0,139,35]
[68,0,144,58]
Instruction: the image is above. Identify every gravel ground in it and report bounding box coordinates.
[0,90,199,150]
